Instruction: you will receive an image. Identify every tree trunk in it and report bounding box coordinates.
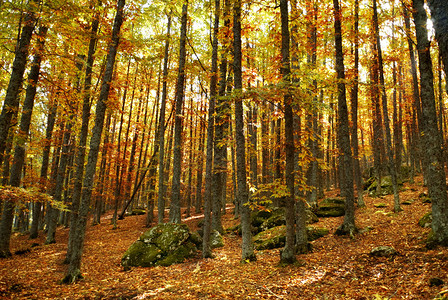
[169,1,188,224]
[413,0,448,247]
[0,0,37,168]
[62,0,125,283]
[0,25,47,257]
[234,0,256,262]
[350,0,364,207]
[373,0,402,212]
[333,0,357,237]
[157,13,172,224]
[279,0,297,264]
[202,0,219,258]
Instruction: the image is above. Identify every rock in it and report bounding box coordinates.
[122,223,198,268]
[418,212,432,228]
[367,176,402,196]
[369,246,398,257]
[429,277,444,287]
[127,207,146,216]
[316,198,345,218]
[307,226,329,241]
[253,225,286,250]
[122,241,163,267]
[260,209,285,231]
[306,210,319,224]
[419,192,432,203]
[401,199,415,205]
[374,203,388,208]
[210,230,224,249]
[253,225,329,250]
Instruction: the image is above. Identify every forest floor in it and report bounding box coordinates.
[1,176,448,299]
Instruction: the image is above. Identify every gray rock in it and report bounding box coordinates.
[122,223,198,268]
[370,246,398,257]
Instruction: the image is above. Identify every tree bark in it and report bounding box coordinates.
[412,0,448,247]
[234,0,256,262]
[169,1,188,224]
[157,13,172,224]
[333,0,357,236]
[373,0,402,212]
[62,0,125,283]
[202,0,219,258]
[0,0,38,168]
[0,25,47,257]
[279,0,297,264]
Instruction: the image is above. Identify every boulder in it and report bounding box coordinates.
[253,225,286,250]
[122,223,198,268]
[210,230,224,249]
[418,211,432,228]
[370,246,398,257]
[316,198,345,217]
[126,207,146,216]
[367,176,402,196]
[253,225,329,250]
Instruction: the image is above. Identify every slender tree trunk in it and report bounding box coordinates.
[280,0,297,264]
[333,0,356,236]
[62,0,125,283]
[202,0,219,258]
[234,0,256,262]
[350,0,364,207]
[169,1,188,224]
[373,0,402,212]
[0,25,47,257]
[413,0,448,247]
[0,0,37,168]
[157,13,172,224]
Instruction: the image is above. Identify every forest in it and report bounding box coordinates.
[0,0,448,298]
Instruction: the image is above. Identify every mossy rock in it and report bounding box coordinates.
[316,203,345,217]
[157,241,197,266]
[251,209,274,228]
[374,203,388,208]
[260,210,286,231]
[370,246,398,257]
[307,227,329,241]
[401,199,415,205]
[121,241,163,267]
[127,207,146,216]
[210,230,224,249]
[190,231,202,248]
[253,225,286,250]
[367,176,402,196]
[122,223,198,268]
[418,211,432,228]
[306,210,319,224]
[253,225,329,250]
[155,223,191,252]
[321,197,345,206]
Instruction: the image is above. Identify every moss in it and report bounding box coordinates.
[307,227,329,241]
[418,211,432,228]
[315,203,345,217]
[157,241,197,266]
[253,225,286,250]
[121,241,162,267]
[189,231,202,248]
[155,223,190,252]
[210,230,224,249]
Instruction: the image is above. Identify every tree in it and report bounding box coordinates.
[412,0,448,247]
[333,0,356,237]
[202,0,220,258]
[234,0,255,262]
[279,0,296,265]
[372,0,401,213]
[63,0,126,283]
[169,1,188,224]
[0,24,47,257]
